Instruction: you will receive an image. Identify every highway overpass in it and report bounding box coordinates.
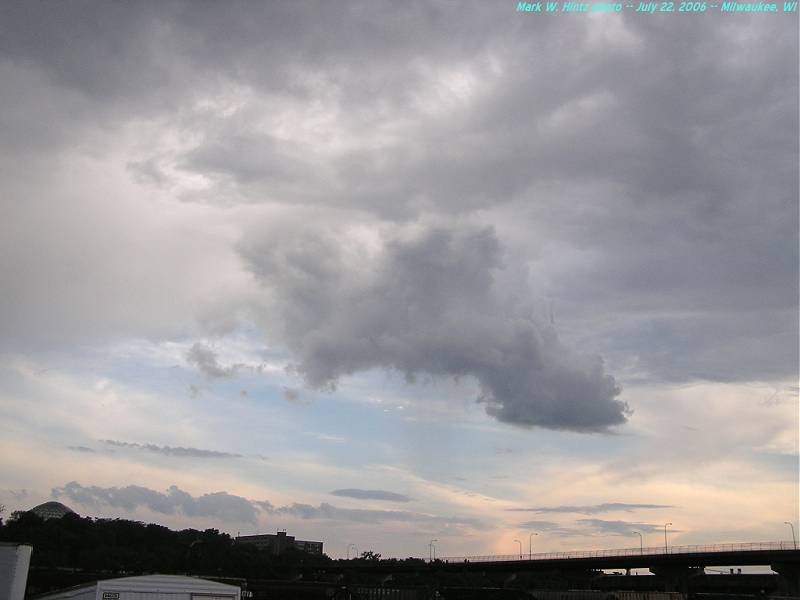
[336,541,800,595]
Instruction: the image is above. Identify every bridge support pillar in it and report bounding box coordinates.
[650,565,704,593]
[771,561,800,597]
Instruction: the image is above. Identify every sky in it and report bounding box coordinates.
[0,1,797,561]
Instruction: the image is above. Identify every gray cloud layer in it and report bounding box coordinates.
[102,440,242,459]
[242,223,627,431]
[52,482,483,529]
[331,489,412,502]
[507,503,672,514]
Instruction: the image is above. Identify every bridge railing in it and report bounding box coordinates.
[436,541,797,564]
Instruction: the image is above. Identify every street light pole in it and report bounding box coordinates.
[664,523,672,554]
[514,539,522,560]
[633,531,643,555]
[529,532,538,560]
[429,539,438,562]
[785,522,797,550]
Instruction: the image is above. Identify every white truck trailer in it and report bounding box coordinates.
[33,574,240,600]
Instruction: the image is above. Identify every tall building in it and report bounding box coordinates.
[235,530,323,555]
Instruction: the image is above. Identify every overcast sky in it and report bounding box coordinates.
[0,2,797,559]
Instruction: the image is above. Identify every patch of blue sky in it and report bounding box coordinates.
[752,451,800,477]
[50,334,646,510]
[0,363,88,445]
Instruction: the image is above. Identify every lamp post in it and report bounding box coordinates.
[429,539,438,562]
[785,522,797,550]
[633,531,643,554]
[664,523,672,554]
[514,539,522,560]
[529,532,538,560]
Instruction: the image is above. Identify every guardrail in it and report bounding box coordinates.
[436,541,798,564]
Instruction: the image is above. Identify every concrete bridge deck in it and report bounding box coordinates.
[333,541,800,594]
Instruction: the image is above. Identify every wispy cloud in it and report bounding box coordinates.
[67,445,95,453]
[507,503,672,514]
[304,432,347,443]
[101,440,241,459]
[518,520,581,536]
[518,518,662,537]
[5,489,29,500]
[331,488,412,502]
[268,501,485,528]
[185,343,243,379]
[283,387,310,405]
[576,518,662,535]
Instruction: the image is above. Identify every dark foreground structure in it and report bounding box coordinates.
[270,541,799,600]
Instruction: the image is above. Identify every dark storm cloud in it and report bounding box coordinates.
[241,222,627,431]
[331,489,412,502]
[0,0,510,163]
[0,0,796,403]
[507,503,672,514]
[53,481,258,523]
[102,440,242,459]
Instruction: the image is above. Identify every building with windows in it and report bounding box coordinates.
[235,530,323,555]
[28,502,77,520]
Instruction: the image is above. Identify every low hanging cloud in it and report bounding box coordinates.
[241,222,628,432]
[507,502,672,514]
[330,488,412,502]
[102,440,242,459]
[52,482,483,530]
[53,481,259,523]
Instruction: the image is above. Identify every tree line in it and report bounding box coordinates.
[0,510,331,585]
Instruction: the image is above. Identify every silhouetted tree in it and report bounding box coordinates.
[0,511,332,592]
